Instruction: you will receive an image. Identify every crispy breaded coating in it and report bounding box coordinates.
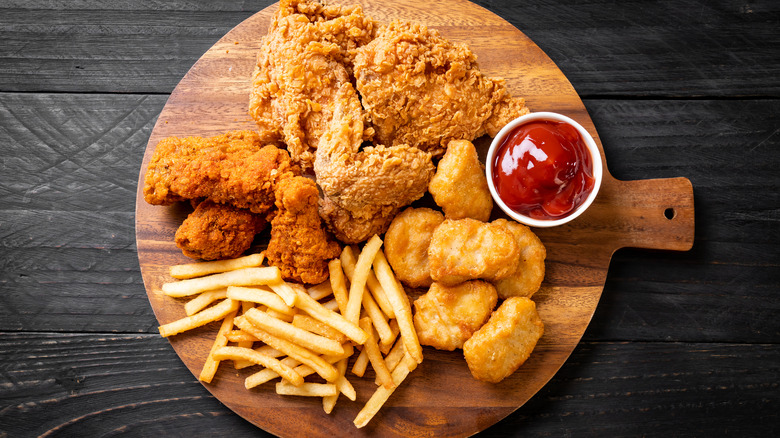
[491,219,546,299]
[354,20,529,157]
[428,139,493,221]
[143,130,298,216]
[413,280,497,351]
[427,218,519,285]
[463,297,544,383]
[174,200,267,261]
[266,176,341,284]
[384,207,444,288]
[248,0,377,170]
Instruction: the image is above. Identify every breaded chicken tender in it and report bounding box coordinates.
[428,218,519,285]
[266,176,342,284]
[492,219,546,299]
[174,200,267,261]
[413,280,497,351]
[428,139,493,221]
[463,297,544,383]
[384,207,444,288]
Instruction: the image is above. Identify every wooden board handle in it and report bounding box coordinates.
[595,176,695,253]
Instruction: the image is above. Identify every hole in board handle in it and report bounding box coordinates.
[664,208,676,220]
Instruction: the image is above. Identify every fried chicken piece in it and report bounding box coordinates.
[314,83,435,243]
[413,280,497,351]
[174,200,267,261]
[384,207,444,288]
[266,176,341,284]
[491,219,546,299]
[143,130,298,216]
[463,297,544,383]
[428,139,493,221]
[354,20,530,157]
[248,0,377,170]
[427,218,519,285]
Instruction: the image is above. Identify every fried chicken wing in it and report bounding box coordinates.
[384,207,444,288]
[314,83,435,243]
[413,280,497,351]
[175,200,267,261]
[428,139,493,221]
[143,130,298,216]
[266,176,342,284]
[248,0,377,170]
[354,20,530,157]
[427,218,519,285]
[491,218,546,299]
[463,297,544,383]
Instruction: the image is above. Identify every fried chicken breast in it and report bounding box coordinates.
[354,20,530,157]
[266,176,341,284]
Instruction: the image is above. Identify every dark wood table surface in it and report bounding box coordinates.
[1,1,778,436]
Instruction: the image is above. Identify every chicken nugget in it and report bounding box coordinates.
[413,280,497,351]
[428,139,493,221]
[491,218,546,299]
[384,207,444,288]
[463,297,544,383]
[428,218,519,285]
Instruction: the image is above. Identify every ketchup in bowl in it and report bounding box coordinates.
[486,112,603,227]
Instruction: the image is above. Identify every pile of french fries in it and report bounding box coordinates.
[157,235,423,428]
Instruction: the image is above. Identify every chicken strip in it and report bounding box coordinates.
[143,130,299,216]
[413,280,497,351]
[314,83,435,243]
[266,176,342,284]
[248,0,377,170]
[463,297,544,383]
[354,20,530,157]
[175,200,267,261]
[428,139,493,221]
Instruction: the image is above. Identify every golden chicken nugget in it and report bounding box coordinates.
[463,297,544,383]
[428,218,519,285]
[428,139,493,221]
[491,219,546,299]
[384,207,444,287]
[413,280,498,351]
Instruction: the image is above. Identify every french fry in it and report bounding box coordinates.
[380,320,400,355]
[199,308,238,383]
[359,317,394,389]
[169,253,265,279]
[351,347,369,377]
[323,357,349,413]
[328,259,349,314]
[267,280,298,307]
[227,286,293,315]
[245,344,354,389]
[345,235,383,323]
[293,286,367,345]
[234,301,257,369]
[184,288,228,316]
[158,298,239,337]
[292,314,348,344]
[243,308,345,356]
[340,245,395,319]
[266,307,295,323]
[372,250,423,364]
[361,287,394,347]
[162,267,281,297]
[321,298,340,312]
[307,281,333,301]
[354,353,420,428]
[225,329,260,343]
[212,346,303,386]
[235,315,339,382]
[276,382,337,397]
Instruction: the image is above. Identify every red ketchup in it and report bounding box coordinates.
[492,120,595,220]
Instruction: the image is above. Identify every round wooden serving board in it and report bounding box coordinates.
[135,0,695,436]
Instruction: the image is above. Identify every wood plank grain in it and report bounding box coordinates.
[1,333,776,437]
[1,1,777,96]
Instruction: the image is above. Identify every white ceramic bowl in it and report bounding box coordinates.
[485,111,603,228]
